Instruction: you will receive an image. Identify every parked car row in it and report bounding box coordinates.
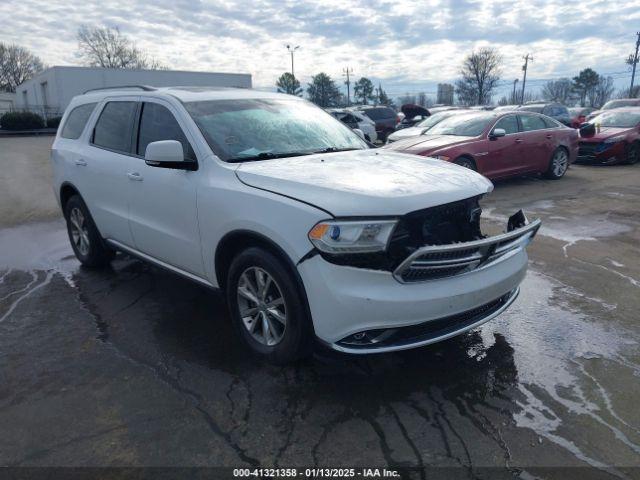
[327,108,378,143]
[384,110,577,180]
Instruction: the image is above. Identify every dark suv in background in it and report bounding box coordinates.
[519,103,571,126]
[356,106,398,142]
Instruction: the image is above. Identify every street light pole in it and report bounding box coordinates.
[628,32,640,97]
[343,67,353,106]
[286,45,300,78]
[520,54,532,105]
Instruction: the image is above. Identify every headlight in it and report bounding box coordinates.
[603,135,625,144]
[308,220,397,254]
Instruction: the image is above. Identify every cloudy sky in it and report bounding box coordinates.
[2,0,639,100]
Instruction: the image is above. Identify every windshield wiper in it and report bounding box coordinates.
[312,147,361,154]
[227,151,312,163]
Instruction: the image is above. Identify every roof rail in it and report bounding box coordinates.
[83,85,157,94]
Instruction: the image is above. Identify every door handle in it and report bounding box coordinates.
[127,172,143,181]
[515,138,523,143]
[545,134,552,139]
[75,159,87,166]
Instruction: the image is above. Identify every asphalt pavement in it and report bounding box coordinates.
[1,136,639,479]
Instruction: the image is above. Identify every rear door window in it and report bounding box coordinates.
[542,116,560,128]
[519,114,547,132]
[92,101,138,153]
[137,102,195,160]
[61,103,97,139]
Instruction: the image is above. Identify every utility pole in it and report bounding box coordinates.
[286,45,299,78]
[521,54,532,105]
[627,32,640,97]
[512,79,519,104]
[342,67,353,106]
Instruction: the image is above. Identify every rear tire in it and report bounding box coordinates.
[625,142,639,165]
[454,157,476,171]
[544,148,569,179]
[226,247,313,364]
[64,195,114,267]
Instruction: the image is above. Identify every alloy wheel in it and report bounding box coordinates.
[69,207,90,256]
[552,150,568,177]
[237,267,287,346]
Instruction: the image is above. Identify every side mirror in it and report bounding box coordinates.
[490,128,506,139]
[353,128,366,140]
[144,140,197,171]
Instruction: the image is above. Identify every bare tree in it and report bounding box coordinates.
[77,25,165,70]
[455,48,502,105]
[587,75,615,108]
[541,79,574,104]
[0,43,44,92]
[616,85,640,99]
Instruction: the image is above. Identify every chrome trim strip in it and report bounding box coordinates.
[393,218,541,283]
[105,239,215,288]
[327,288,520,354]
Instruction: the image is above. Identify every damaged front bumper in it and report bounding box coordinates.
[297,210,541,353]
[393,212,541,283]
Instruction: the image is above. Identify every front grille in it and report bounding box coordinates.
[394,216,541,283]
[337,290,516,350]
[577,142,600,162]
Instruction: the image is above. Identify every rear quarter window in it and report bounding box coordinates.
[60,103,97,140]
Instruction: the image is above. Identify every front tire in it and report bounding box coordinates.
[625,142,639,165]
[454,157,476,171]
[226,247,313,364]
[545,148,569,179]
[64,195,114,267]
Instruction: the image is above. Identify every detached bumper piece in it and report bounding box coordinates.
[393,212,541,283]
[335,288,520,353]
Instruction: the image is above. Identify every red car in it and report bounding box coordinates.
[384,111,578,180]
[577,108,640,165]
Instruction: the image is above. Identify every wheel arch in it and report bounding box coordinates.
[454,154,477,170]
[215,229,305,291]
[59,182,82,211]
[215,229,314,332]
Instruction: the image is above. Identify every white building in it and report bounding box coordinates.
[15,66,252,118]
[0,92,16,114]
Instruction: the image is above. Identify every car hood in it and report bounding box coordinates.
[235,149,493,217]
[383,134,476,154]
[388,126,426,140]
[401,104,430,118]
[580,126,632,141]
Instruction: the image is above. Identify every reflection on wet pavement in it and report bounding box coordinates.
[1,193,639,476]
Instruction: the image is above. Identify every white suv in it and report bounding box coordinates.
[51,86,540,363]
